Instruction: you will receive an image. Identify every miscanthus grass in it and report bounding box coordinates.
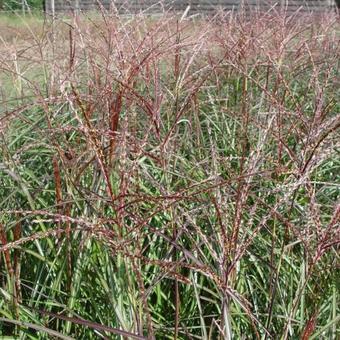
[0,7,339,339]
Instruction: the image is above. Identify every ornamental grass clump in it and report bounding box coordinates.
[0,7,339,339]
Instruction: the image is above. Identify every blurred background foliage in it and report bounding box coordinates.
[0,0,43,11]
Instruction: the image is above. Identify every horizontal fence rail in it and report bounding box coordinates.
[42,0,337,15]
